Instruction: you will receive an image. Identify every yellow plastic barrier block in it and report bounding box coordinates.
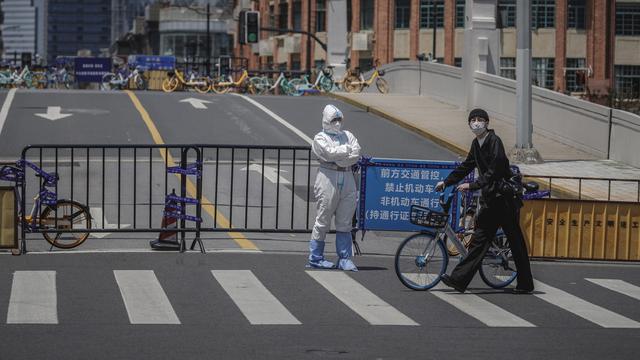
[0,187,17,249]
[521,199,640,261]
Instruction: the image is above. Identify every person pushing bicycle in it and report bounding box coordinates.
[435,108,534,294]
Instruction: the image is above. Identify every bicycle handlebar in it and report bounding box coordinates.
[0,160,57,186]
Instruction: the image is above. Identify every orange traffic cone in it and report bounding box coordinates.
[150,189,180,250]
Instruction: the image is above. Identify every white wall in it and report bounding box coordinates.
[369,61,640,167]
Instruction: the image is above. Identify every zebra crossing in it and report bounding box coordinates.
[3,269,640,328]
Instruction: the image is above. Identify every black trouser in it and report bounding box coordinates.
[449,196,534,291]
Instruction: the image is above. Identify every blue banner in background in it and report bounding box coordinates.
[128,55,175,71]
[74,57,111,82]
[358,158,464,232]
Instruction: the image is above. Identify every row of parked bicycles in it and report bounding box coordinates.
[0,65,75,89]
[159,62,389,95]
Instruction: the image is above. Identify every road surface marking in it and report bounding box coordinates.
[307,271,419,326]
[114,270,180,324]
[431,284,535,327]
[90,208,131,238]
[180,97,211,109]
[585,278,640,301]
[212,270,301,325]
[533,280,640,328]
[240,163,291,185]
[126,91,258,250]
[0,88,16,136]
[7,271,58,324]
[231,94,313,145]
[34,106,73,121]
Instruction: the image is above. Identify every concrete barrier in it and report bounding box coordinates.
[368,61,640,167]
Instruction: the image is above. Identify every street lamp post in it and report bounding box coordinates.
[206,2,211,76]
[307,0,311,72]
[431,0,436,61]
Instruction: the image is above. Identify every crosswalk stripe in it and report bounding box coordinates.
[113,270,180,324]
[7,271,58,324]
[431,284,535,327]
[306,271,419,326]
[212,270,301,325]
[533,280,640,328]
[585,278,640,301]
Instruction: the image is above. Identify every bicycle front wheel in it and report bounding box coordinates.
[376,77,389,94]
[395,232,448,291]
[40,200,92,249]
[479,233,517,288]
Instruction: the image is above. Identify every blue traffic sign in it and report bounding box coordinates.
[74,57,112,83]
[357,158,468,232]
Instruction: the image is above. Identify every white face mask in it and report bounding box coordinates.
[470,121,487,136]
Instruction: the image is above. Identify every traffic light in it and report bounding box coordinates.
[245,11,260,44]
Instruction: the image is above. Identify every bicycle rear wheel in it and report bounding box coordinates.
[40,200,92,249]
[479,232,517,288]
[395,232,448,290]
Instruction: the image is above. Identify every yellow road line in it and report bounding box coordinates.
[125,91,258,250]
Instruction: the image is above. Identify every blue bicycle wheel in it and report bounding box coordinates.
[479,233,517,288]
[395,231,448,291]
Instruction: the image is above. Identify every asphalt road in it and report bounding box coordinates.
[1,90,639,359]
[0,252,639,360]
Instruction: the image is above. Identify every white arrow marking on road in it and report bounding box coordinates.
[180,98,211,109]
[34,106,73,121]
[240,163,290,185]
[90,208,131,238]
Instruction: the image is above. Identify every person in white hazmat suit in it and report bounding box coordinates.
[308,104,361,271]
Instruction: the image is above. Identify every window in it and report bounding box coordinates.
[532,58,554,89]
[532,0,555,29]
[269,5,276,28]
[395,0,411,29]
[316,0,326,32]
[566,58,586,93]
[498,0,516,28]
[420,0,444,29]
[568,0,585,29]
[293,1,302,31]
[278,3,288,33]
[616,3,640,36]
[358,58,374,73]
[454,57,462,67]
[361,0,374,30]
[615,65,640,98]
[455,0,465,28]
[500,57,516,80]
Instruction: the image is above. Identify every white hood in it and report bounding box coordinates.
[322,104,343,134]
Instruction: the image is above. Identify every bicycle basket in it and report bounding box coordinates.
[378,69,386,76]
[409,205,448,228]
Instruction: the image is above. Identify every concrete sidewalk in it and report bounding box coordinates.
[332,92,640,202]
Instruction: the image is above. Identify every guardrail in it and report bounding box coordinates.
[7,144,317,253]
[523,174,640,203]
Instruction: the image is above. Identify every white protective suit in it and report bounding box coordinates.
[308,104,361,270]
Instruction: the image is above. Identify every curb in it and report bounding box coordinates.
[327,92,468,156]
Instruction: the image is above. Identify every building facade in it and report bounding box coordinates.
[46,0,112,64]
[0,0,37,65]
[234,0,640,98]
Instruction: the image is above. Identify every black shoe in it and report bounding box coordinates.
[441,274,465,293]
[512,288,534,295]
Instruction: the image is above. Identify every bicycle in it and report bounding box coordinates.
[211,69,254,94]
[101,66,147,91]
[0,160,92,250]
[289,68,334,93]
[162,69,210,93]
[249,71,296,95]
[344,61,389,94]
[394,187,517,291]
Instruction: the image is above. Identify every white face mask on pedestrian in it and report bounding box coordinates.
[328,119,342,134]
[469,119,487,136]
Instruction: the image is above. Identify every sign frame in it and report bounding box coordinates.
[0,186,18,250]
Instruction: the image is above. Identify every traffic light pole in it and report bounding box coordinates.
[259,27,327,52]
[206,3,211,75]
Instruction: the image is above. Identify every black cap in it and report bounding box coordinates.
[468,108,489,123]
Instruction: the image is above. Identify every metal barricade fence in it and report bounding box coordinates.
[12,144,316,253]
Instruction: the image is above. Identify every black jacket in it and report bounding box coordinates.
[443,129,512,201]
